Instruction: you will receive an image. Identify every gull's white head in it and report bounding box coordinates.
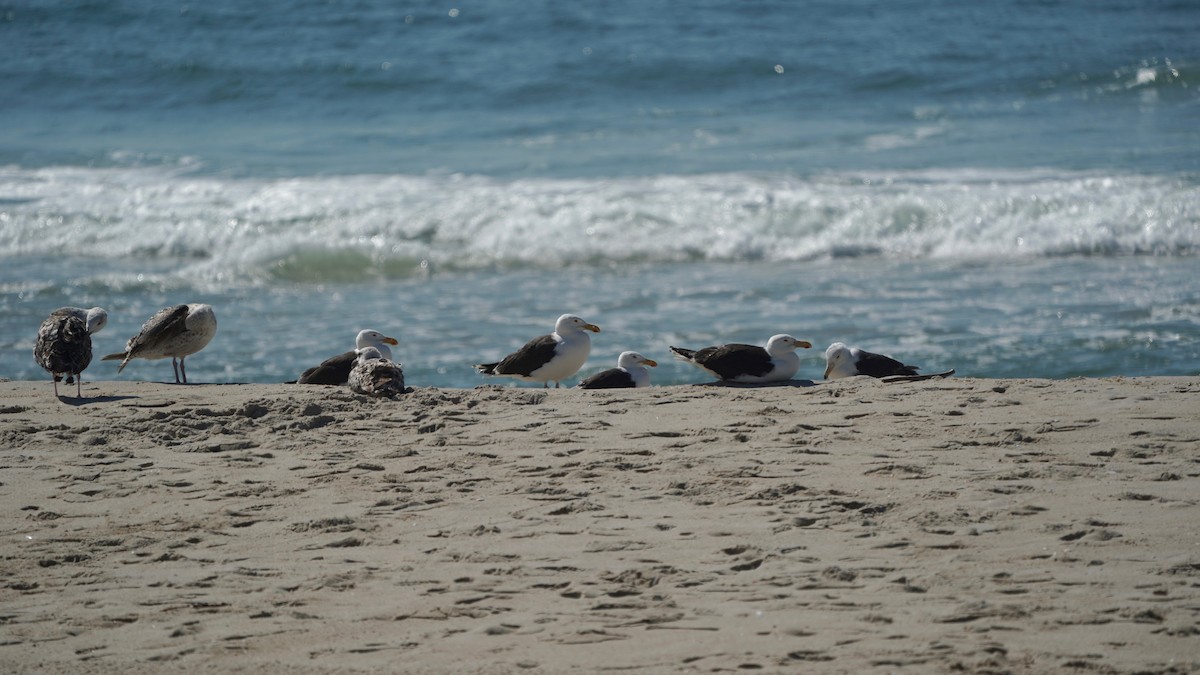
[555,314,601,336]
[84,307,108,335]
[617,351,658,369]
[766,334,812,356]
[355,329,399,359]
[616,350,656,387]
[823,342,855,379]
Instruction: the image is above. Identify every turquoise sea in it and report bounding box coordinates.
[3,0,1198,386]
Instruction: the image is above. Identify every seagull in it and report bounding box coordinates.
[670,334,812,383]
[823,342,953,380]
[103,303,217,384]
[475,314,600,388]
[348,346,407,398]
[297,329,400,385]
[33,306,108,398]
[578,351,658,389]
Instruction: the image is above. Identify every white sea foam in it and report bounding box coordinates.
[1,165,1195,285]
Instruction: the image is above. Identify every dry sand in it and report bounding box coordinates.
[0,376,1197,674]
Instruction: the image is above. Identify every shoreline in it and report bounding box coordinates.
[1,377,1197,673]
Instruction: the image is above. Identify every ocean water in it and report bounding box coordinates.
[2,0,1198,387]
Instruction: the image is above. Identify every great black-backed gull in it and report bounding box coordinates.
[475,314,600,388]
[348,346,406,398]
[297,329,399,385]
[103,303,217,384]
[33,306,108,398]
[823,342,954,380]
[670,334,812,383]
[578,351,657,389]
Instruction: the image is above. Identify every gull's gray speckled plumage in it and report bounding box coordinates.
[103,303,217,384]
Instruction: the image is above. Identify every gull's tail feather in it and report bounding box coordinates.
[102,352,130,373]
[669,346,697,361]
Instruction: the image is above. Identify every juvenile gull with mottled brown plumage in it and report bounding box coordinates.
[33,306,108,398]
[348,346,406,398]
[296,329,399,385]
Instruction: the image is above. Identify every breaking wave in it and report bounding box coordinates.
[1,164,1196,285]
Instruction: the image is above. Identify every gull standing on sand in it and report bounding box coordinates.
[103,303,217,384]
[578,351,657,389]
[296,329,400,385]
[823,342,954,380]
[33,306,108,398]
[348,346,407,398]
[670,334,812,383]
[475,314,600,388]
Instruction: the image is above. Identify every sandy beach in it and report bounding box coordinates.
[1,376,1197,674]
